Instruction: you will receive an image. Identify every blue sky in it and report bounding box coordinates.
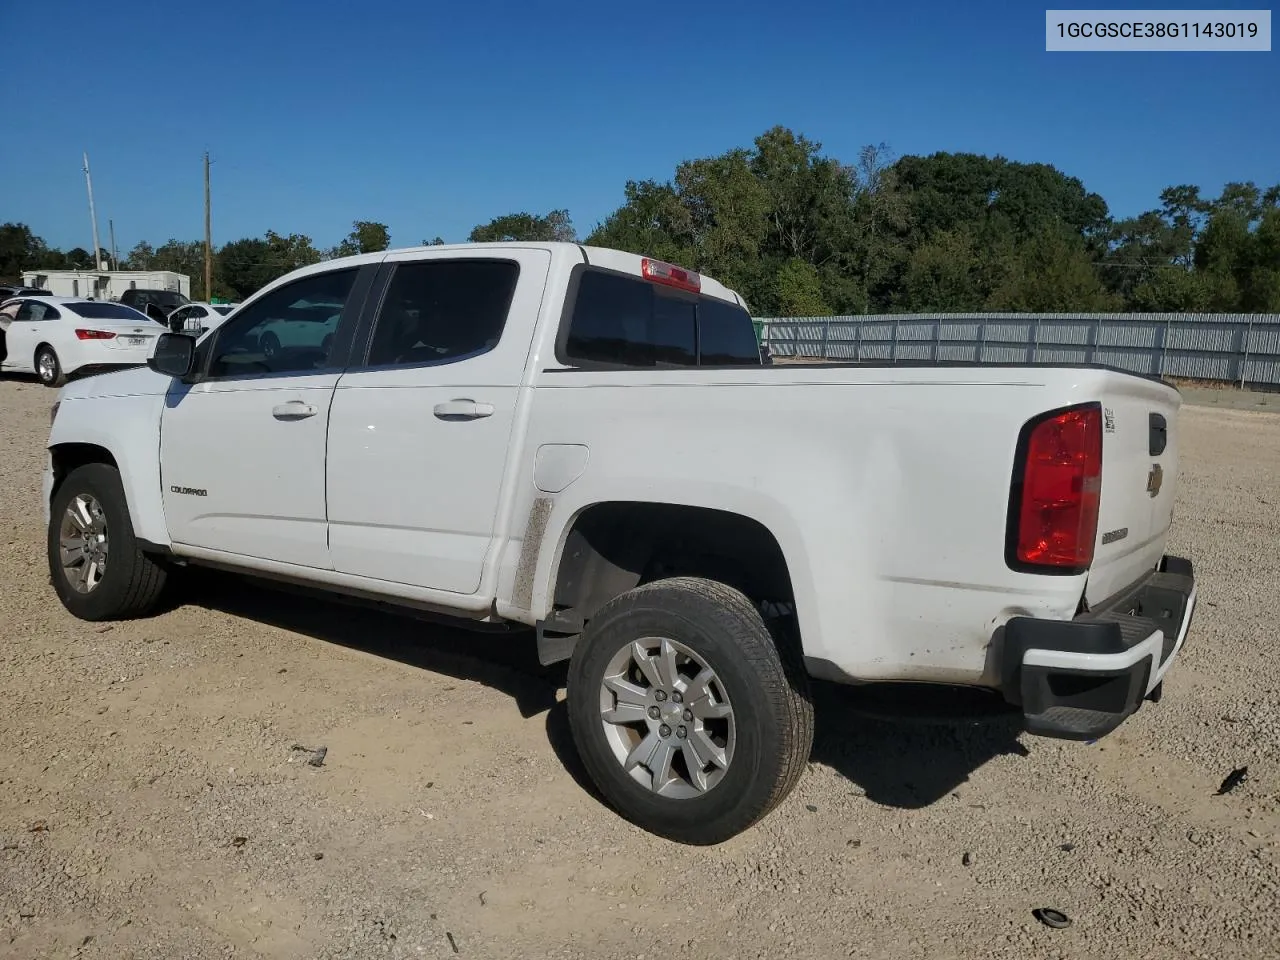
[4,0,1275,254]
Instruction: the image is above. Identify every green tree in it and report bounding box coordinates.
[151,240,207,296]
[1128,267,1208,312]
[124,241,155,270]
[1101,211,1194,302]
[987,225,1119,312]
[892,152,1109,245]
[1245,208,1280,311]
[0,222,48,278]
[774,259,830,315]
[469,210,575,243]
[587,181,695,266]
[64,247,95,269]
[903,229,983,311]
[217,231,321,300]
[751,127,857,267]
[336,220,390,256]
[218,237,271,300]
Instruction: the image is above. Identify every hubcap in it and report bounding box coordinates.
[58,494,109,594]
[598,636,735,799]
[38,354,55,381]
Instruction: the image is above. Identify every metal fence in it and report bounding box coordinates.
[758,312,1280,389]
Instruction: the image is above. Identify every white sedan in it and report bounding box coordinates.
[166,301,238,336]
[0,296,168,387]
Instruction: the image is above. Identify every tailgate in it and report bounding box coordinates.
[1085,374,1182,606]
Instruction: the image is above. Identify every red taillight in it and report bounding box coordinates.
[1012,404,1102,571]
[75,329,117,340]
[641,257,701,293]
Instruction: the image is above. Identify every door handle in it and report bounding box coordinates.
[272,401,318,420]
[434,399,494,420]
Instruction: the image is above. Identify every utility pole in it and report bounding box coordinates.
[83,152,103,271]
[203,151,213,300]
[108,219,118,271]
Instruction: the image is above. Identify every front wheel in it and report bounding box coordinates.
[35,346,64,387]
[566,577,814,845]
[48,463,168,621]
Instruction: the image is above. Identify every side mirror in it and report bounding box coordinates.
[148,332,197,379]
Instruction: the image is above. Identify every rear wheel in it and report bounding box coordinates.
[260,332,280,359]
[35,345,64,387]
[566,577,813,845]
[48,463,168,621]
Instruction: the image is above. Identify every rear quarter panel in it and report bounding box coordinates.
[501,366,1134,686]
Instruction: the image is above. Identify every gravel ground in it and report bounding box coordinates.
[2,375,1278,960]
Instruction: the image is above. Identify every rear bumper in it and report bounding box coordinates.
[1000,555,1196,740]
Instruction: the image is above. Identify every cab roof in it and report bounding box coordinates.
[309,242,747,308]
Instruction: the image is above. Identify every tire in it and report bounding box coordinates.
[566,576,814,845]
[35,345,65,387]
[48,463,168,621]
[260,332,280,359]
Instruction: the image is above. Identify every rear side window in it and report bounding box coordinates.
[698,297,762,365]
[563,270,758,367]
[17,301,60,321]
[365,259,519,368]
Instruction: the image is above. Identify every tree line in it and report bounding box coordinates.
[3,126,1277,314]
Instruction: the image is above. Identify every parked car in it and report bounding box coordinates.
[0,285,52,300]
[118,288,190,318]
[42,242,1197,845]
[0,296,166,386]
[166,301,237,336]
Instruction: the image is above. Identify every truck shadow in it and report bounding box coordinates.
[181,571,1028,812]
[806,682,1028,809]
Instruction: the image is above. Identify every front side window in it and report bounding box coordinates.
[208,268,358,378]
[365,259,519,368]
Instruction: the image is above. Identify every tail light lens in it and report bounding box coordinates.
[75,329,117,340]
[1009,403,1103,572]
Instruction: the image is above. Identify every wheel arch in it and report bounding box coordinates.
[48,439,170,551]
[49,442,119,497]
[532,499,805,665]
[47,393,172,548]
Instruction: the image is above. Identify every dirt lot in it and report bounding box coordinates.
[2,377,1279,960]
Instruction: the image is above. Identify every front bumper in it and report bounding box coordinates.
[1000,555,1197,740]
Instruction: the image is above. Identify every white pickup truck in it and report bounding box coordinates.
[42,242,1197,844]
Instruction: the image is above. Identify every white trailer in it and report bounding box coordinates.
[20,270,191,302]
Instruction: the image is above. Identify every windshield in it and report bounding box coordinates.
[72,302,160,323]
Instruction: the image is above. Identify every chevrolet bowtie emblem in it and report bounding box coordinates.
[1146,463,1163,498]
